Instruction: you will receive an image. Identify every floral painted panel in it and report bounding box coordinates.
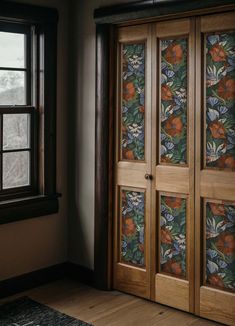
[121,44,145,161]
[206,202,235,292]
[160,38,188,164]
[206,31,235,169]
[160,195,187,278]
[121,189,145,267]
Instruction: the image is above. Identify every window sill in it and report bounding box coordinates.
[0,194,61,225]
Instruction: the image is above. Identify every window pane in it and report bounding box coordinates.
[3,114,30,150]
[0,32,25,68]
[0,70,26,105]
[3,151,30,189]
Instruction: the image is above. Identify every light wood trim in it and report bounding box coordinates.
[201,11,235,32]
[194,16,202,317]
[114,23,152,300]
[200,286,235,325]
[200,170,235,201]
[195,13,235,324]
[155,18,190,37]
[155,274,189,312]
[114,263,148,298]
[155,166,189,193]
[150,22,157,302]
[116,162,147,188]
[153,17,195,314]
[118,24,149,42]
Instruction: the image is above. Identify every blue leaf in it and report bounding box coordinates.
[207,35,219,45]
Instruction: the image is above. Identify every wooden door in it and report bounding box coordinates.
[195,12,235,325]
[151,18,195,312]
[113,11,235,325]
[113,24,152,299]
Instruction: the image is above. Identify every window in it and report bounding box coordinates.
[0,2,59,224]
[0,23,37,200]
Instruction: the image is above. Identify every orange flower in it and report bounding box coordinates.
[165,115,183,137]
[165,44,183,65]
[216,233,235,256]
[138,244,144,252]
[124,150,135,160]
[209,44,227,62]
[123,82,136,101]
[217,78,235,100]
[209,202,225,216]
[161,84,173,101]
[209,121,226,139]
[161,155,172,163]
[218,155,235,169]
[139,106,145,113]
[208,274,224,288]
[161,228,173,245]
[165,196,182,209]
[123,217,136,236]
[162,260,182,276]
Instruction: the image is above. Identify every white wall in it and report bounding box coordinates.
[0,0,69,281]
[68,0,137,270]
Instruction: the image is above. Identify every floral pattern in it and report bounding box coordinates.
[160,38,188,164]
[205,32,235,169]
[206,202,235,291]
[121,189,145,266]
[121,44,145,161]
[160,195,187,278]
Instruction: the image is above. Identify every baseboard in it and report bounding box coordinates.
[0,262,94,299]
[66,262,94,285]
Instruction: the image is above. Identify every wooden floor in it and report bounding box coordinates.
[0,279,223,326]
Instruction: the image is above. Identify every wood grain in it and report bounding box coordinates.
[195,12,235,325]
[155,166,189,193]
[0,280,223,326]
[200,286,235,325]
[155,274,189,312]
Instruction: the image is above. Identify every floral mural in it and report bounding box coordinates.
[206,31,235,169]
[160,38,188,164]
[122,44,145,161]
[121,189,145,266]
[160,195,187,278]
[206,202,235,291]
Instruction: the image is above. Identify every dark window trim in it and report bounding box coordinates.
[0,2,59,224]
[94,0,235,290]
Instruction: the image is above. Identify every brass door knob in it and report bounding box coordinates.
[144,173,153,180]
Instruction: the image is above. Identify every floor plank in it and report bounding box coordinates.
[0,279,223,326]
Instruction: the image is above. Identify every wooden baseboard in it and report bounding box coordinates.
[0,262,94,299]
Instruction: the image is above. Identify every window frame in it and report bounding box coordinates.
[0,2,59,225]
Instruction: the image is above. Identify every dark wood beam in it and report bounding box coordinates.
[94,0,235,24]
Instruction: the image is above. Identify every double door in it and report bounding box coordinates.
[113,12,235,325]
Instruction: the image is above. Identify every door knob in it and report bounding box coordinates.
[144,173,153,180]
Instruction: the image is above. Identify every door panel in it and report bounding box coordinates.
[152,18,195,313]
[195,12,235,325]
[113,24,152,299]
[113,11,235,325]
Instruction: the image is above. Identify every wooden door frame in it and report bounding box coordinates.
[94,0,235,291]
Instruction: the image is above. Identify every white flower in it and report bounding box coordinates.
[206,142,226,163]
[206,65,227,87]
[128,123,143,138]
[129,54,143,69]
[161,104,173,122]
[128,192,142,206]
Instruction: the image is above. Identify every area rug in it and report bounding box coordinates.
[0,297,92,325]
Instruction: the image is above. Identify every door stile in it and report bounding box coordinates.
[195,12,235,325]
[153,18,195,313]
[113,23,152,299]
[188,17,196,313]
[195,16,202,317]
[150,22,158,302]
